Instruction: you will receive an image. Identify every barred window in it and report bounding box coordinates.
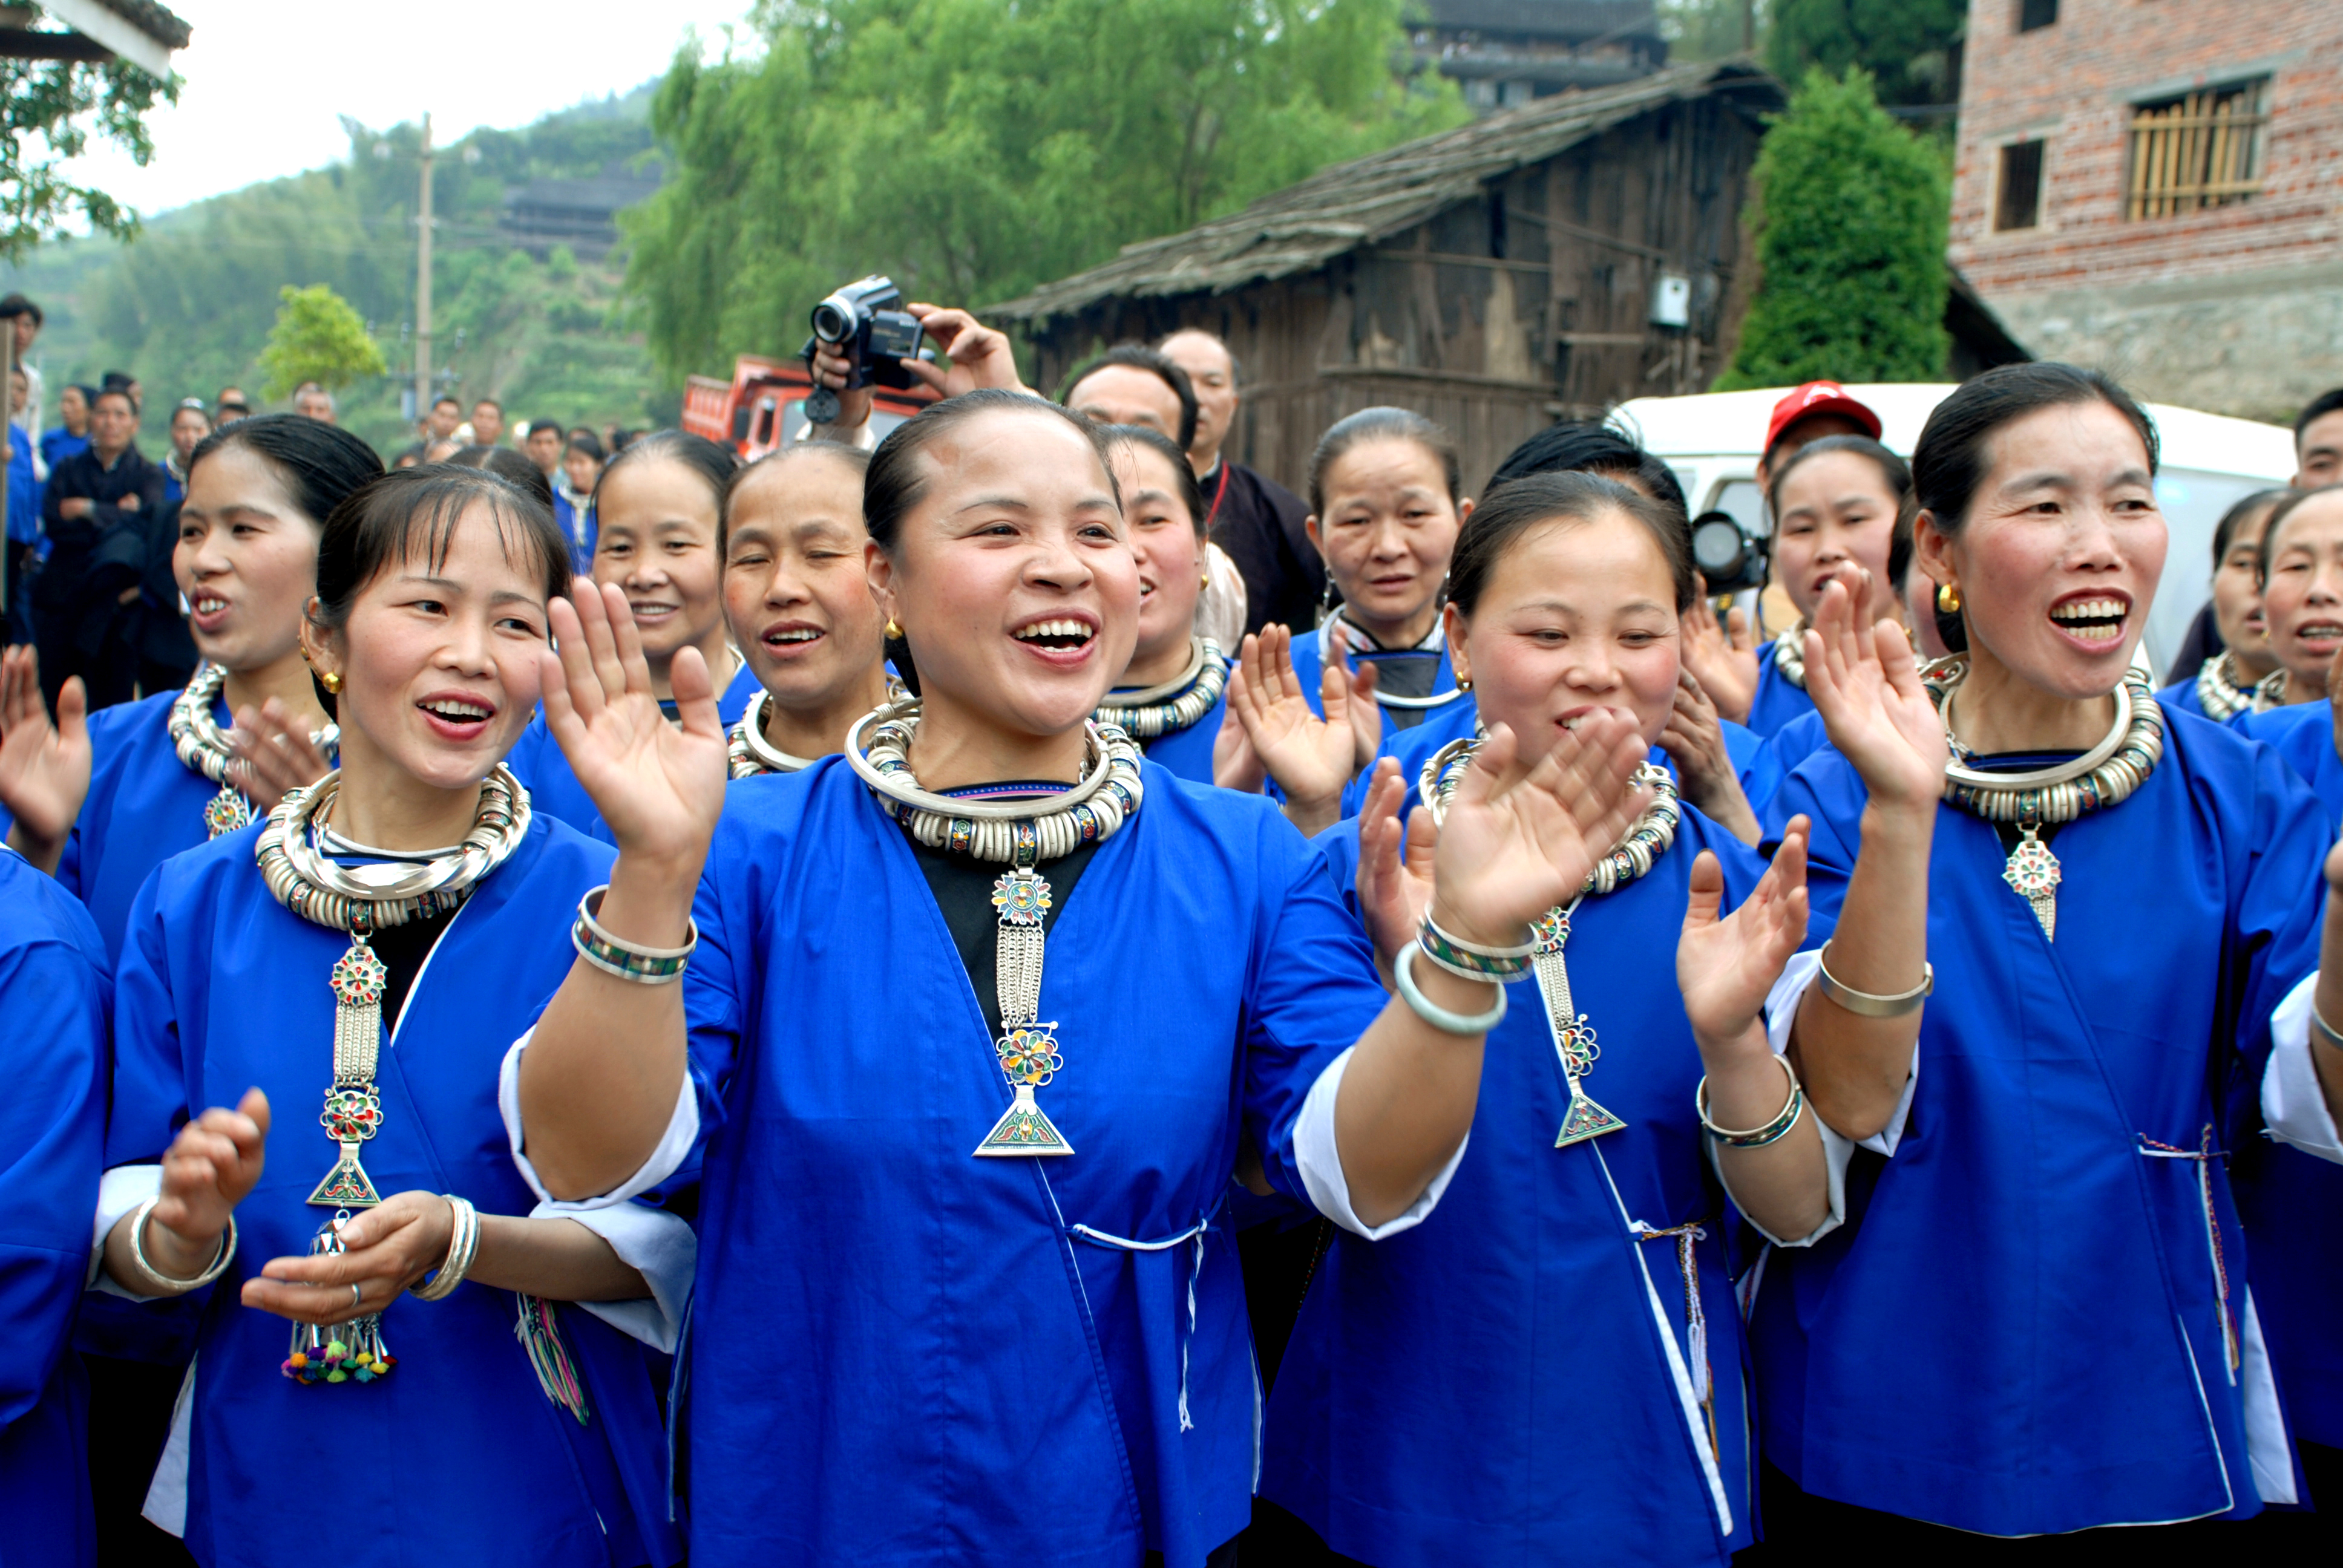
[1996,140,2045,230]
[2126,79,2268,221]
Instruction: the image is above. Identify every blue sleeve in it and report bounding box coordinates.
[678,849,748,1166]
[0,938,108,1428]
[1772,756,1864,930]
[105,866,193,1168]
[1239,817,1390,1205]
[2232,740,2329,1077]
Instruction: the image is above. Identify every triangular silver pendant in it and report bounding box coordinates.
[307,1140,383,1207]
[1555,1085,1627,1148]
[973,1084,1075,1157]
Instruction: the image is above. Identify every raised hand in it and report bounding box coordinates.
[1429,712,1650,947]
[1328,621,1384,773]
[1681,575,1760,725]
[1660,668,1760,844]
[1677,821,1811,1049]
[228,696,333,814]
[903,305,1028,396]
[2325,641,2343,764]
[1211,690,1267,792]
[244,1189,453,1325]
[1803,573,1948,812]
[119,1086,269,1292]
[1228,625,1358,832]
[540,581,729,869]
[1355,759,1437,976]
[0,644,90,872]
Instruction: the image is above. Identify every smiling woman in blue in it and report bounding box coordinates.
[91,466,684,1567]
[1757,364,2343,1547]
[505,390,1633,1567]
[1260,470,1939,1566]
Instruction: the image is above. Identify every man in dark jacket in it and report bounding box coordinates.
[36,385,164,710]
[1159,328,1324,636]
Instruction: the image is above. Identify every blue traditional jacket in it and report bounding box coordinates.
[0,849,111,1568]
[652,758,1390,1566]
[106,815,681,1568]
[1755,707,2325,1532]
[1265,802,1820,1564]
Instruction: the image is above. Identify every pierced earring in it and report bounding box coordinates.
[884,618,903,640]
[318,670,344,695]
[1457,676,1473,692]
[1199,573,1211,592]
[1936,582,1962,614]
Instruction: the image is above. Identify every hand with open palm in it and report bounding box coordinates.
[1426,713,1650,949]
[0,645,90,873]
[1677,820,1811,1053]
[1228,625,1360,834]
[1803,573,1948,813]
[1355,759,1436,978]
[1681,575,1760,725]
[540,581,730,874]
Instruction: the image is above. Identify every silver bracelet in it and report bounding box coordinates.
[2313,1004,2343,1053]
[1696,1052,1806,1148]
[571,885,696,985]
[410,1194,480,1302]
[1815,942,1933,1019]
[125,1197,237,1293]
[1391,942,1508,1036]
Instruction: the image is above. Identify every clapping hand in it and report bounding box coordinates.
[1677,819,1811,1051]
[131,1088,269,1291]
[1681,575,1759,725]
[1802,573,1948,812]
[245,1191,455,1325]
[540,581,729,871]
[1227,624,1361,833]
[0,644,90,871]
[1355,759,1437,979]
[1426,713,1650,949]
[228,697,333,814]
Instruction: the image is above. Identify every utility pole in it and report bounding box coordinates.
[413,113,435,423]
[1742,0,1755,54]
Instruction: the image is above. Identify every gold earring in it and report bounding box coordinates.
[1199,573,1211,592]
[1936,582,1962,614]
[885,618,903,640]
[1457,676,1473,692]
[319,670,344,695]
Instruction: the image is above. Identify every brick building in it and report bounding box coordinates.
[1948,0,2343,420]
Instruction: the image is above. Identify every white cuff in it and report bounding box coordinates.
[1718,950,1867,1249]
[1296,1047,1470,1240]
[88,1165,163,1296]
[498,1028,700,1206]
[2264,973,2343,1164]
[543,1200,695,1353]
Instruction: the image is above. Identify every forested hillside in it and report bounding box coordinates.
[0,85,670,456]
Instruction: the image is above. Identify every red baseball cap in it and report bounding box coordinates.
[1763,381,1883,457]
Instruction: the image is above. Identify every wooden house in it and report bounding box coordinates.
[992,60,1783,494]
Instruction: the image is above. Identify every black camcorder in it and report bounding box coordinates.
[801,276,929,424]
[1689,509,1769,596]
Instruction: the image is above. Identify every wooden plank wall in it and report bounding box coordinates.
[1024,94,1764,501]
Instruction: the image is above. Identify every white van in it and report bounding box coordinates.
[1610,384,2297,678]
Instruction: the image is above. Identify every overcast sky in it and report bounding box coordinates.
[54,0,760,218]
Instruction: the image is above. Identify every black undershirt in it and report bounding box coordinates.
[1354,648,1441,728]
[903,785,1107,1039]
[371,901,462,1032]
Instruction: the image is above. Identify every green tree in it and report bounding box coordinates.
[1718,68,1949,390]
[622,0,1465,382]
[1657,0,1764,64]
[2,21,179,260]
[1766,0,1963,109]
[258,283,387,399]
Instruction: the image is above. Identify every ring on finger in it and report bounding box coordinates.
[350,1282,362,1313]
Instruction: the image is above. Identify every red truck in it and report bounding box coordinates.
[681,356,937,459]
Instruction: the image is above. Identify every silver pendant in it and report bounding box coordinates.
[974,1083,1074,1156]
[2002,825,2060,940]
[1535,906,1627,1148]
